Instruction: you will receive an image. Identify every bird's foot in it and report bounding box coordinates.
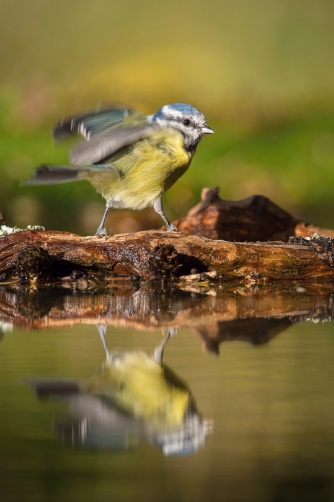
[167,327,178,337]
[95,227,108,238]
[167,223,178,232]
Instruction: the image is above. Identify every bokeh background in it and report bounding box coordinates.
[1,0,334,234]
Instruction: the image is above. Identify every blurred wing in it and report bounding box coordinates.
[53,106,134,140]
[69,123,160,166]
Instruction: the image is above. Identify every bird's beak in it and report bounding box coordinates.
[202,125,214,134]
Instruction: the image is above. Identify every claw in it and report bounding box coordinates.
[95,227,108,238]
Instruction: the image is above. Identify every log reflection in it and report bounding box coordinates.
[192,318,293,354]
[0,282,333,353]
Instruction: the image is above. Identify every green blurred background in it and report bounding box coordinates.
[1,0,334,234]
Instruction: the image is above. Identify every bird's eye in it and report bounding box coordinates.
[183,118,191,126]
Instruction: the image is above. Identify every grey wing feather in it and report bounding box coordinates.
[70,123,160,166]
[53,107,131,140]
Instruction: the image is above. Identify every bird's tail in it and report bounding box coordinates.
[22,165,82,185]
[22,164,118,186]
[25,378,80,399]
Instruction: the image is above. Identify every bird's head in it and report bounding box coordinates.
[150,103,214,152]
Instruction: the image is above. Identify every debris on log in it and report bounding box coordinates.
[1,188,334,282]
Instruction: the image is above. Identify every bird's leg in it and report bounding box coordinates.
[153,328,177,365]
[96,324,111,363]
[153,197,177,232]
[95,199,113,237]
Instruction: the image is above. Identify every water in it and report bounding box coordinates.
[0,282,334,502]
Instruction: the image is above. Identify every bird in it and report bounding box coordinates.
[23,103,214,236]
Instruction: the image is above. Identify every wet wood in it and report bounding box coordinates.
[1,188,334,282]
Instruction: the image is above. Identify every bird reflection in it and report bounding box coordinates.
[26,326,212,456]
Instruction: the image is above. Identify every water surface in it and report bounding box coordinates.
[0,282,334,502]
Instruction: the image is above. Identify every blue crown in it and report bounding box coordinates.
[152,103,202,121]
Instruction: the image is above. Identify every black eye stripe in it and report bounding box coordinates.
[164,113,197,127]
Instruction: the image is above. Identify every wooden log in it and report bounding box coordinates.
[0,228,334,282]
[1,188,334,282]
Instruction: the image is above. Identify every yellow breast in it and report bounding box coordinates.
[84,129,193,210]
[85,352,190,430]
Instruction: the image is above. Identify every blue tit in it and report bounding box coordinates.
[23,103,214,236]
